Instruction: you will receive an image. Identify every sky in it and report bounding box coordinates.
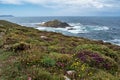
[0,0,120,16]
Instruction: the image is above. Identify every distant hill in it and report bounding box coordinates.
[0,15,14,17]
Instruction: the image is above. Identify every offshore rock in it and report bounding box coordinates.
[40,19,71,28]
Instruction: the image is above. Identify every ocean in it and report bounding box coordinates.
[0,16,120,46]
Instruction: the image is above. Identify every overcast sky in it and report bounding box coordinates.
[0,0,120,16]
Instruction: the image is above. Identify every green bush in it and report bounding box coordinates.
[41,56,56,67]
[48,52,72,62]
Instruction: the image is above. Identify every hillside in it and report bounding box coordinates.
[0,20,120,80]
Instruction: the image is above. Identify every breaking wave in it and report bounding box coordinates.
[36,22,109,34]
[108,39,120,46]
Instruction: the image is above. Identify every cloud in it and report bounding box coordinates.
[0,0,118,9]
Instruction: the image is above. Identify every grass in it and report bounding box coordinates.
[0,20,120,80]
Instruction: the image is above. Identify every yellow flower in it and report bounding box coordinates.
[76,62,79,64]
[88,72,92,75]
[75,58,78,61]
[81,64,85,71]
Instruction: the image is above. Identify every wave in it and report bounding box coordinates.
[66,23,109,34]
[20,22,110,35]
[109,39,120,46]
[36,22,109,34]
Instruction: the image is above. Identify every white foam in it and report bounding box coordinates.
[36,27,56,32]
[24,22,110,35]
[36,23,110,34]
[36,22,87,34]
[66,26,88,34]
[92,26,109,31]
[41,22,45,24]
[108,39,120,46]
[67,23,109,34]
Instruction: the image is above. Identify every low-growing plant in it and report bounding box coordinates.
[75,51,118,74]
[49,52,72,62]
[9,42,30,52]
[75,44,119,62]
[29,67,64,80]
[41,56,56,67]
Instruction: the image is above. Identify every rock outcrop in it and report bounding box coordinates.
[40,20,71,28]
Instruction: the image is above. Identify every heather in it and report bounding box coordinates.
[0,20,120,80]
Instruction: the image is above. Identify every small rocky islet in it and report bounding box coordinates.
[39,19,71,28]
[0,20,120,80]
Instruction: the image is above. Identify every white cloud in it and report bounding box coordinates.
[0,0,116,8]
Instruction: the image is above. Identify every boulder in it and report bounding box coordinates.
[40,36,48,39]
[67,28,76,30]
[40,20,71,28]
[66,70,76,76]
[65,70,76,80]
[63,76,71,80]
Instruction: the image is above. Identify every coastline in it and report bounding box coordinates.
[0,20,120,80]
[0,17,120,46]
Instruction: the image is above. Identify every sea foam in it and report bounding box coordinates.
[36,22,109,34]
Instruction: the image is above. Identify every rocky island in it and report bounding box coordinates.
[39,19,71,28]
[0,20,120,80]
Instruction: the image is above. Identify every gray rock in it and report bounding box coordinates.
[65,70,76,80]
[66,70,76,75]
[40,36,48,39]
[67,28,76,30]
[64,76,71,80]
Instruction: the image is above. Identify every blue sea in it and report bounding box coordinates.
[0,16,120,46]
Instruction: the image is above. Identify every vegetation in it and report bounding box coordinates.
[0,20,120,80]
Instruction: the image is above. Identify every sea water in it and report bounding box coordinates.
[0,16,120,46]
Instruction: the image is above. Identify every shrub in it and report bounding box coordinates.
[41,56,56,67]
[68,58,93,79]
[89,69,119,80]
[49,52,72,62]
[75,51,118,74]
[30,68,64,80]
[75,44,119,62]
[20,51,45,67]
[9,42,30,52]
[1,63,27,80]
